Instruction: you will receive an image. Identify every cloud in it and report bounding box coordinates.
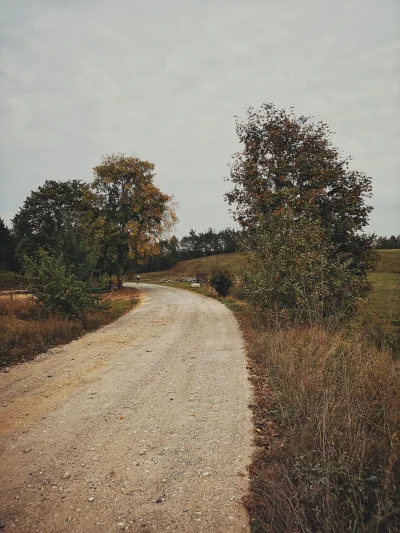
[1,0,399,235]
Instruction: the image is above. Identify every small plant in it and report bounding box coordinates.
[209,265,233,297]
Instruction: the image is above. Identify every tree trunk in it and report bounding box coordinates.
[118,274,123,290]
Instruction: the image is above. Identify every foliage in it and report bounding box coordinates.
[13,180,86,256]
[241,208,371,324]
[376,235,400,249]
[87,153,177,287]
[12,180,98,281]
[24,249,96,319]
[132,228,242,273]
[0,218,19,272]
[56,224,99,282]
[179,227,241,259]
[226,103,377,283]
[209,265,234,297]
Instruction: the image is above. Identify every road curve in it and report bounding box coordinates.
[0,284,252,532]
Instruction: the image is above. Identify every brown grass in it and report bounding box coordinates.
[0,288,140,366]
[239,310,400,533]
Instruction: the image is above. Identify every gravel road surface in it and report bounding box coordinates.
[0,284,252,532]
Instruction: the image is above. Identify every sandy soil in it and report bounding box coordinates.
[0,283,252,532]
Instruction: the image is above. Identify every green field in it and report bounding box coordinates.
[358,249,400,329]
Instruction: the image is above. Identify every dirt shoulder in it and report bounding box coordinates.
[0,283,252,532]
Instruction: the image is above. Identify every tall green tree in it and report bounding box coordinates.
[376,235,400,249]
[13,180,86,255]
[13,180,98,280]
[226,104,377,320]
[88,153,177,288]
[12,180,97,280]
[226,103,377,278]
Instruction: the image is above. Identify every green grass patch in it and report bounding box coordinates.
[356,250,400,354]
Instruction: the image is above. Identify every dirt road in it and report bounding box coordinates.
[0,284,252,532]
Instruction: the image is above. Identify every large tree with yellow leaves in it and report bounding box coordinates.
[89,153,177,288]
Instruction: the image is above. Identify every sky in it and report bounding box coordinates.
[1,0,399,237]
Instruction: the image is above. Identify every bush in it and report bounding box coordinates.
[241,209,371,326]
[24,249,96,320]
[209,265,234,297]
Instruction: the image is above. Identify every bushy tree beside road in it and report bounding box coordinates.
[226,103,377,322]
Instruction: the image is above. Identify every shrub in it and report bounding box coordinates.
[209,265,234,297]
[241,209,371,326]
[24,249,96,320]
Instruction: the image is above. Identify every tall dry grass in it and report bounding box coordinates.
[0,288,139,366]
[241,313,400,533]
[0,297,83,365]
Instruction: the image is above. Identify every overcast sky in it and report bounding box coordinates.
[1,0,399,237]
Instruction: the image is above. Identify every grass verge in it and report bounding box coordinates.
[0,288,140,367]
[157,281,400,531]
[240,312,400,532]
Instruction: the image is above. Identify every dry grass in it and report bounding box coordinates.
[0,288,140,366]
[240,311,400,533]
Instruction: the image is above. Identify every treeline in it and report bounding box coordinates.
[376,234,400,249]
[0,218,19,272]
[136,228,241,272]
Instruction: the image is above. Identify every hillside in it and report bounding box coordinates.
[133,252,248,282]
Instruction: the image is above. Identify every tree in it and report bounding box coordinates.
[12,180,98,280]
[0,218,19,271]
[13,180,86,256]
[241,209,370,323]
[376,235,400,249]
[88,153,177,288]
[226,103,377,320]
[226,103,376,278]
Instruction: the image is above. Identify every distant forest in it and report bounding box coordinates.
[376,235,400,249]
[134,228,242,272]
